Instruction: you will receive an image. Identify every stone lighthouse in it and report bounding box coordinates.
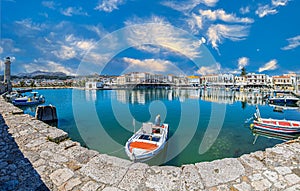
[4,57,12,93]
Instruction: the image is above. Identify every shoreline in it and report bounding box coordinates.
[1,96,300,190]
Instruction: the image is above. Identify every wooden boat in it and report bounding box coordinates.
[125,115,169,162]
[251,106,300,135]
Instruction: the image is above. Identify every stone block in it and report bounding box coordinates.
[251,179,272,191]
[58,177,81,191]
[81,181,103,191]
[284,173,300,186]
[274,166,292,175]
[49,168,74,186]
[145,166,181,190]
[196,158,245,187]
[240,154,265,170]
[180,164,204,190]
[47,128,68,143]
[232,182,252,191]
[80,155,128,186]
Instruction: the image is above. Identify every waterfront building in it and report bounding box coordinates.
[272,75,294,90]
[85,81,104,89]
[246,73,267,88]
[187,76,200,87]
[234,76,247,87]
[201,74,234,87]
[296,74,300,92]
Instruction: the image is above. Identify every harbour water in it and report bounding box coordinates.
[22,88,300,166]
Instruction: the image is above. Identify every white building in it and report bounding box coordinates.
[85,82,104,89]
[246,73,268,87]
[187,76,200,87]
[234,76,247,87]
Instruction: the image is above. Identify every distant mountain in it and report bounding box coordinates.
[17,70,67,78]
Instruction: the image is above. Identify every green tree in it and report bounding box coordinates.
[19,80,25,87]
[241,67,247,76]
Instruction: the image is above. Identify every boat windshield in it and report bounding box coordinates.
[139,135,160,142]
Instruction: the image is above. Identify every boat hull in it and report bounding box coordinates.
[252,121,300,135]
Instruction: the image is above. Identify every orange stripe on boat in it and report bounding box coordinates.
[129,142,158,152]
[292,123,300,127]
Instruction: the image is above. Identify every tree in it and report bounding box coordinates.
[19,80,25,87]
[241,67,247,76]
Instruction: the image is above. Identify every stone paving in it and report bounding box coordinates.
[1,96,300,190]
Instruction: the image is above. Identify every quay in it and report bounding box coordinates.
[0,97,300,190]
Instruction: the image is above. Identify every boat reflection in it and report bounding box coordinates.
[250,128,300,144]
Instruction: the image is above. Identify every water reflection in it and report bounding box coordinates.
[110,89,271,107]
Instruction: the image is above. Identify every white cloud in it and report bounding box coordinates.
[95,0,125,12]
[272,0,289,7]
[15,19,46,31]
[256,0,290,18]
[207,24,249,51]
[52,45,76,60]
[255,5,277,18]
[258,59,278,72]
[23,60,75,76]
[135,45,161,54]
[199,9,254,23]
[125,16,202,59]
[0,47,3,54]
[196,63,221,75]
[162,0,219,13]
[48,34,96,60]
[188,13,204,32]
[61,7,88,16]
[240,6,250,14]
[123,57,177,73]
[281,35,300,50]
[238,57,249,69]
[42,1,56,9]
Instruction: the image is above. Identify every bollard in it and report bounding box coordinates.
[35,105,58,122]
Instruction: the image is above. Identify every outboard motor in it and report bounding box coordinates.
[154,115,161,126]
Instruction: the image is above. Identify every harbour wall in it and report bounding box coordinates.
[1,97,300,190]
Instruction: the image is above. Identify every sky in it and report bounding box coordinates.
[1,0,300,76]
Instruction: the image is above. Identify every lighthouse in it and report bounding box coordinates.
[4,57,12,93]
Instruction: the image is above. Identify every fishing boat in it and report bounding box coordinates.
[125,115,169,162]
[12,92,45,106]
[268,96,299,106]
[251,106,300,135]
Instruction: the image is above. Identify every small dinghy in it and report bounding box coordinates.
[125,115,169,162]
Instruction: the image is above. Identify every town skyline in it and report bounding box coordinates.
[1,0,300,76]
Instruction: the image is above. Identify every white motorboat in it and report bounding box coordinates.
[125,115,169,162]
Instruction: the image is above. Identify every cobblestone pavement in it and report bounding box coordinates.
[0,97,300,190]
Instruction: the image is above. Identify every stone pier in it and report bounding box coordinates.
[0,97,300,190]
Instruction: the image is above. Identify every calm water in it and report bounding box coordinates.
[22,88,300,166]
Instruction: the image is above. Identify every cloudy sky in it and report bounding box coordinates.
[1,0,300,76]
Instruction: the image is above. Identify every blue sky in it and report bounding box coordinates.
[1,0,300,76]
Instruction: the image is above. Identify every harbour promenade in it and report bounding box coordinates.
[0,97,300,191]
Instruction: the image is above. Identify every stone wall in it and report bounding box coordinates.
[0,97,300,190]
[0,83,6,94]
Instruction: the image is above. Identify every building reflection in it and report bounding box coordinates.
[85,90,97,102]
[114,88,269,106]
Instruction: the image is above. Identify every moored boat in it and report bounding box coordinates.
[12,91,45,106]
[125,115,169,162]
[251,106,300,135]
[268,96,299,106]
